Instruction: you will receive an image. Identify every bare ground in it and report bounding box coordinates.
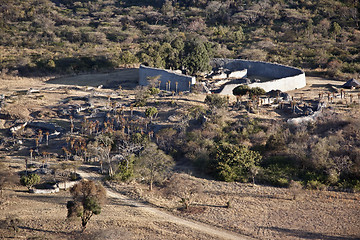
[107,171,360,240]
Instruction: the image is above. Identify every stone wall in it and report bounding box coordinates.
[212,59,306,95]
[139,65,196,92]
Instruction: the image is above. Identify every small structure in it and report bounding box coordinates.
[342,78,360,89]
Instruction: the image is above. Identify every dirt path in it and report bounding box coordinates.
[78,169,253,240]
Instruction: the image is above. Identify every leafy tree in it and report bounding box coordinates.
[204,94,228,110]
[135,143,174,191]
[67,180,106,232]
[182,38,212,75]
[148,87,160,96]
[114,154,135,181]
[248,87,266,98]
[20,174,40,190]
[213,142,262,182]
[233,85,250,97]
[145,107,158,121]
[118,51,138,65]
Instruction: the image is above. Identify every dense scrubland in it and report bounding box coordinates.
[0,0,359,78]
[111,91,360,192]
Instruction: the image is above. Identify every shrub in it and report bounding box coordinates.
[148,87,160,96]
[204,94,228,110]
[145,107,158,120]
[306,180,326,190]
[166,173,203,210]
[277,177,289,187]
[113,156,135,182]
[338,180,360,192]
[20,174,40,190]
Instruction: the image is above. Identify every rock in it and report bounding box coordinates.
[10,122,27,134]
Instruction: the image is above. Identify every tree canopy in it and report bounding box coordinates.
[67,180,106,232]
[212,142,262,182]
[233,85,250,96]
[135,143,175,191]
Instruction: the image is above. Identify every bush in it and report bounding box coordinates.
[306,180,326,190]
[204,94,228,110]
[145,107,158,120]
[248,87,266,98]
[148,87,160,96]
[20,174,40,190]
[337,180,360,192]
[277,177,289,187]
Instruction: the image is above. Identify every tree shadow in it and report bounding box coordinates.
[18,225,71,235]
[193,203,227,208]
[17,194,71,205]
[107,197,141,208]
[311,83,343,89]
[203,189,291,201]
[261,226,359,240]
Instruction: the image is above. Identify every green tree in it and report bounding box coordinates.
[148,87,160,96]
[182,38,211,75]
[248,87,266,98]
[67,180,106,232]
[20,174,40,190]
[204,94,228,110]
[213,142,262,182]
[136,143,175,191]
[145,107,158,121]
[233,85,250,97]
[114,154,135,181]
[330,22,341,41]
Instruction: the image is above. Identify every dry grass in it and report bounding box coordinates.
[112,175,360,240]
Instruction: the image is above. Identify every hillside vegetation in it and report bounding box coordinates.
[0,0,359,78]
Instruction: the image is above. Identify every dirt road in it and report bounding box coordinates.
[78,169,253,240]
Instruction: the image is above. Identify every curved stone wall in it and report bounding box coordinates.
[139,65,196,92]
[213,59,306,95]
